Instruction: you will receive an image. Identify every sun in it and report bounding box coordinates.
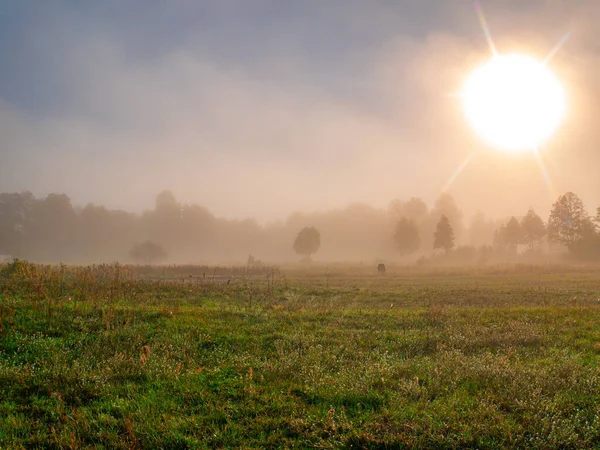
[461,53,566,152]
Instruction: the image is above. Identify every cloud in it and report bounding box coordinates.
[1,0,599,222]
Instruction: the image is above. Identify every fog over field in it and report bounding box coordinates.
[1,1,600,264]
[7,4,600,448]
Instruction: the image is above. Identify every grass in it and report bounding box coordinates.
[2,261,600,448]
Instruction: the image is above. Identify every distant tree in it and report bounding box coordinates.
[468,212,495,248]
[129,241,168,264]
[493,224,506,249]
[293,227,321,259]
[433,194,463,238]
[0,191,34,256]
[547,192,594,249]
[393,218,421,255]
[503,217,523,251]
[521,209,546,250]
[403,197,429,222]
[155,190,179,214]
[433,215,455,252]
[390,197,428,221]
[595,207,600,230]
[27,193,77,261]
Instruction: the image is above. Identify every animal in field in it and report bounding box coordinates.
[377,263,386,275]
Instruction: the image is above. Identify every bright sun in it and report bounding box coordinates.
[462,53,566,152]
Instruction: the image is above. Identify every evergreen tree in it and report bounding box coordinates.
[433,215,455,252]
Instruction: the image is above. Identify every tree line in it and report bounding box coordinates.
[0,189,598,264]
[387,191,600,261]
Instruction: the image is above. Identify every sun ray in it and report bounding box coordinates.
[533,147,556,199]
[539,150,563,176]
[442,152,476,193]
[543,31,571,66]
[474,1,498,57]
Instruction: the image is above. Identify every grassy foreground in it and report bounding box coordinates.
[2,262,600,449]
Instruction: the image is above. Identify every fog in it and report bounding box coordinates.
[1,1,599,264]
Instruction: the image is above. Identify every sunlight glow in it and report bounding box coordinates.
[461,54,566,152]
[543,32,571,65]
[533,148,556,199]
[475,0,498,57]
[442,152,475,193]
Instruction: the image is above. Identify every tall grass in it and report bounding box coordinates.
[2,261,600,448]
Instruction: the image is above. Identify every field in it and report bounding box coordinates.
[2,261,600,449]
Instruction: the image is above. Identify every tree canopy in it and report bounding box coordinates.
[433,215,455,252]
[521,209,546,250]
[547,192,594,248]
[129,241,168,264]
[293,227,321,259]
[393,218,420,255]
[494,217,523,252]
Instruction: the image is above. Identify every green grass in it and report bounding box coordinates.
[2,261,600,448]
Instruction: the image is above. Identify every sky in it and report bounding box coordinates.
[1,0,599,222]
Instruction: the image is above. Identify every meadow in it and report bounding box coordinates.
[2,261,600,449]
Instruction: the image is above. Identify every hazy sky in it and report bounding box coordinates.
[1,1,599,222]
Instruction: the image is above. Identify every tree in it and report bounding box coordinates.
[547,192,594,249]
[595,207,600,230]
[0,191,34,256]
[493,224,506,249]
[293,227,321,259]
[26,193,76,262]
[389,197,428,224]
[155,190,179,214]
[501,217,523,252]
[129,241,168,264]
[468,212,495,248]
[393,218,420,255]
[403,197,429,223]
[433,215,455,252]
[432,194,463,239]
[521,209,546,250]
